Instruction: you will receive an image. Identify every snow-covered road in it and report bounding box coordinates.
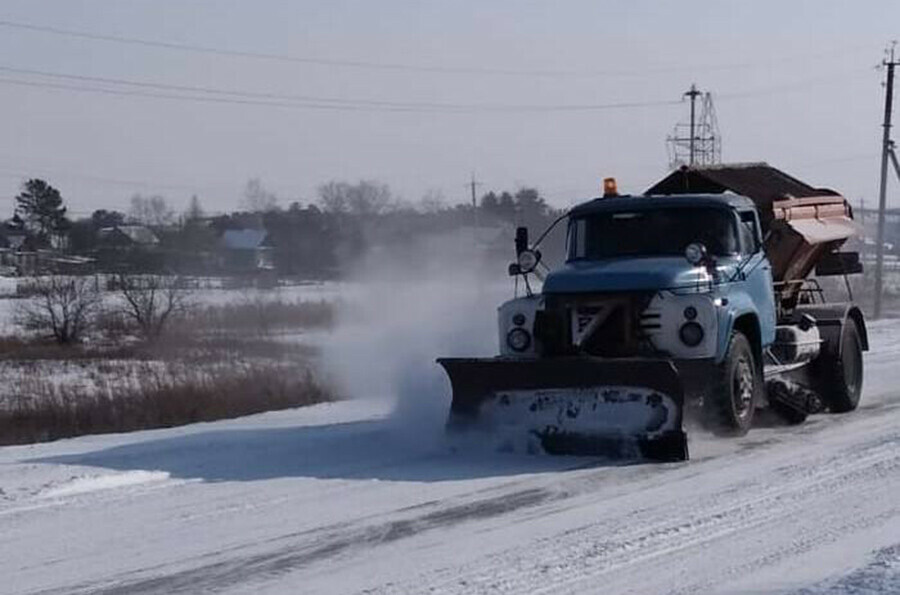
[4,321,900,594]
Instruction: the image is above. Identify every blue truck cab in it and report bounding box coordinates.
[546,193,777,369]
[497,167,867,437]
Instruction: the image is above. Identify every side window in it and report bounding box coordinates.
[739,211,760,254]
[566,219,586,259]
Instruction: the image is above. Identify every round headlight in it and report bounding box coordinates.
[685,242,707,266]
[512,313,527,326]
[683,306,698,320]
[517,250,539,273]
[679,322,704,347]
[507,328,532,352]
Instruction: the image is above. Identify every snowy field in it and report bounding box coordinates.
[0,279,344,418]
[1,318,900,593]
[0,278,351,331]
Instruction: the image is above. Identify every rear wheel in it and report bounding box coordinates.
[819,320,864,413]
[705,331,759,436]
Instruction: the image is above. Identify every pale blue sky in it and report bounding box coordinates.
[0,1,897,215]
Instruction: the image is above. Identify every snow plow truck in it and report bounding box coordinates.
[438,163,867,462]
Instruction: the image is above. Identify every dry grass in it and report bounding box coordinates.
[0,321,320,363]
[0,362,333,446]
[0,293,339,446]
[0,336,142,361]
[184,298,335,335]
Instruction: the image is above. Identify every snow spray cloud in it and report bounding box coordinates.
[319,230,512,444]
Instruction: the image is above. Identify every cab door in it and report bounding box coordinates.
[739,209,776,346]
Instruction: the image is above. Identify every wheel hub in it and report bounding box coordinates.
[733,358,754,416]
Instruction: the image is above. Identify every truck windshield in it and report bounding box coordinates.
[568,207,739,260]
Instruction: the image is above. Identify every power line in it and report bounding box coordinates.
[0,17,878,79]
[0,74,684,113]
[0,64,465,108]
[0,164,222,193]
[0,18,585,77]
[716,68,875,101]
[791,152,881,167]
[0,64,681,111]
[0,62,877,115]
[0,166,229,217]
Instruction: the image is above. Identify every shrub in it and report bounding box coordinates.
[114,274,192,338]
[15,276,102,343]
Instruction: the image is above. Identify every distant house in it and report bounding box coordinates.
[219,228,274,273]
[95,225,162,272]
[97,225,160,249]
[1,229,27,251]
[0,228,38,275]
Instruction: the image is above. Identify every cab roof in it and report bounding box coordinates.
[568,192,756,218]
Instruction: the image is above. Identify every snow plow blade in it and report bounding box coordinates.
[437,357,688,462]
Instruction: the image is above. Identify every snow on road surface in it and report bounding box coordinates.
[3,321,900,594]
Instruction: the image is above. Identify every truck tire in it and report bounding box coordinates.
[705,331,759,436]
[819,319,864,413]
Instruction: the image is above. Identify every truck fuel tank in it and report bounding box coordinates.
[770,317,821,365]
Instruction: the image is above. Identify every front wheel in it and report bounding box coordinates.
[704,331,759,436]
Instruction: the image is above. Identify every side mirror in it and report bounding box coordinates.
[517,249,541,273]
[509,249,542,276]
[515,226,529,256]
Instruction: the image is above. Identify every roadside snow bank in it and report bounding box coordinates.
[795,544,900,594]
[37,470,171,499]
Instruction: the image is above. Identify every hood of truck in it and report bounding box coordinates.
[542,256,740,294]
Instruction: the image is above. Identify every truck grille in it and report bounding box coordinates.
[538,292,657,357]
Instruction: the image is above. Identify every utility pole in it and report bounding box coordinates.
[667,84,717,169]
[685,83,701,165]
[468,173,482,240]
[874,45,898,319]
[859,197,866,263]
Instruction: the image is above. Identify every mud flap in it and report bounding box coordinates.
[438,357,688,462]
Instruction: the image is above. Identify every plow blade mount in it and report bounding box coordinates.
[438,357,688,462]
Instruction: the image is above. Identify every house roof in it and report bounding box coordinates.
[221,228,268,250]
[99,225,159,245]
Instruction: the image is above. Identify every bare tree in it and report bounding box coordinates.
[243,178,279,212]
[129,194,175,227]
[184,194,204,223]
[115,274,192,339]
[317,180,393,215]
[419,188,446,213]
[317,181,348,213]
[17,276,102,344]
